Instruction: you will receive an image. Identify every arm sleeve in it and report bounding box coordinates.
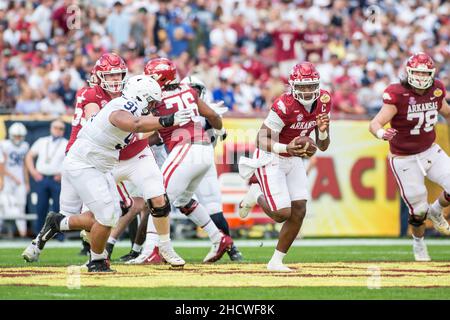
[263,110,285,133]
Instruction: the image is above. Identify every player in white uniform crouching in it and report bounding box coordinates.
[22,75,192,271]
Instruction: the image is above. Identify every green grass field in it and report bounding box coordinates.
[1,243,450,300]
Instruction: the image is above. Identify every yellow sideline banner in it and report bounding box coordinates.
[217,119,449,237]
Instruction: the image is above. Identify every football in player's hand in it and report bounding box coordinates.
[295,136,317,157]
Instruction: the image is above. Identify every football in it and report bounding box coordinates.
[295,136,317,157]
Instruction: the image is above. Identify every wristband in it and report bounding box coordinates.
[318,130,328,140]
[272,143,288,154]
[159,114,174,128]
[376,128,385,140]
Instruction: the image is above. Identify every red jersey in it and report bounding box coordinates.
[301,30,328,59]
[383,80,446,155]
[154,84,209,152]
[271,89,332,157]
[66,85,110,153]
[118,136,148,160]
[272,30,301,62]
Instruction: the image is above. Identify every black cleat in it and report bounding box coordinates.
[36,212,65,250]
[106,242,114,260]
[227,245,243,262]
[119,250,140,262]
[87,259,115,273]
[79,240,91,256]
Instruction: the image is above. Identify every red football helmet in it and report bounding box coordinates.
[144,58,177,88]
[89,53,128,93]
[288,62,320,105]
[406,52,435,90]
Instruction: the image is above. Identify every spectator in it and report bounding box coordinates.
[106,1,131,50]
[55,73,76,110]
[166,9,194,57]
[130,7,150,56]
[212,77,235,110]
[333,80,366,115]
[270,19,302,77]
[301,19,329,61]
[40,86,66,116]
[25,119,67,234]
[29,0,53,46]
[15,84,41,115]
[209,20,238,50]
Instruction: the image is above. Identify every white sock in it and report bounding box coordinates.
[90,250,107,261]
[270,249,286,263]
[59,217,70,231]
[412,235,424,242]
[107,237,117,245]
[159,233,171,248]
[132,243,142,252]
[431,200,444,214]
[203,220,222,243]
[187,204,221,243]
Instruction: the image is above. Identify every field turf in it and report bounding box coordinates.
[1,242,450,300]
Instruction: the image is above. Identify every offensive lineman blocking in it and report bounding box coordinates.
[23,75,192,272]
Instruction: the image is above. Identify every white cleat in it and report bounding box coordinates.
[126,247,164,265]
[238,184,262,218]
[428,209,450,235]
[267,260,293,272]
[413,239,431,262]
[159,244,185,268]
[22,241,41,263]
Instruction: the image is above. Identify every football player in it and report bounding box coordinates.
[0,123,30,237]
[238,62,331,271]
[369,52,450,261]
[140,58,234,264]
[180,75,243,261]
[23,75,191,272]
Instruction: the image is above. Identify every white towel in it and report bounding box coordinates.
[238,151,274,180]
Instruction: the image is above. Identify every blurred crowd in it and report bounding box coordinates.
[0,0,449,118]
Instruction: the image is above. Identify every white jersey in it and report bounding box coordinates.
[1,140,29,184]
[66,96,143,173]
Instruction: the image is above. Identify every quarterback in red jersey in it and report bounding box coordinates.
[142,58,234,264]
[370,53,450,261]
[238,62,331,271]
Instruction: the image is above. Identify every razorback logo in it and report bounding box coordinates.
[154,64,170,71]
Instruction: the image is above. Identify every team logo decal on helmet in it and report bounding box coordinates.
[144,58,177,88]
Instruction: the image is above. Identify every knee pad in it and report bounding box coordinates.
[178,199,198,216]
[408,204,428,227]
[148,194,170,218]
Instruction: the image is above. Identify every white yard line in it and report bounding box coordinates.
[1,238,450,249]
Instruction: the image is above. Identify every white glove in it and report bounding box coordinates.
[214,128,227,141]
[209,101,228,116]
[174,108,194,126]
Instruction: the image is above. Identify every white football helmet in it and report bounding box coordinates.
[181,75,206,100]
[122,75,162,115]
[8,122,27,145]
